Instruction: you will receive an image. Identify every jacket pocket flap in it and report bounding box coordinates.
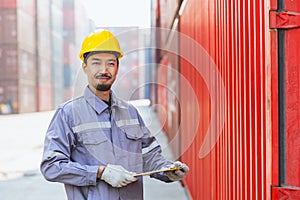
[80,131,108,145]
[123,125,144,140]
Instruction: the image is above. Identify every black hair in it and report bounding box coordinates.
[83,51,120,66]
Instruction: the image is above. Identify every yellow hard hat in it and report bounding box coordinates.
[79,29,124,61]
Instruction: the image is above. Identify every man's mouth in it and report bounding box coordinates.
[95,74,112,80]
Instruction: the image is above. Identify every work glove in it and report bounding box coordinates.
[164,161,189,181]
[100,164,137,188]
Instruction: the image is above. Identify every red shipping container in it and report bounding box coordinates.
[18,80,36,113]
[36,0,51,57]
[37,56,52,85]
[63,8,75,28]
[157,55,182,159]
[157,57,168,133]
[178,0,273,198]
[153,0,300,199]
[18,0,35,17]
[158,0,179,29]
[155,0,300,199]
[17,10,36,53]
[63,42,76,66]
[18,48,36,81]
[155,22,182,157]
[37,83,53,111]
[0,46,18,81]
[37,0,49,22]
[0,0,16,9]
[0,9,17,45]
[267,0,300,197]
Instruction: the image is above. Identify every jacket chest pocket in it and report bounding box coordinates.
[119,125,144,153]
[118,125,144,173]
[78,130,114,163]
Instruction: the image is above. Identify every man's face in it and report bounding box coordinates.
[82,53,118,92]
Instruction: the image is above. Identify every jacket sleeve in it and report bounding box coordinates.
[137,113,173,182]
[40,108,99,186]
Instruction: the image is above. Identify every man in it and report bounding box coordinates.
[40,29,189,200]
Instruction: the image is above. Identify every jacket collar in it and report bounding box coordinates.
[84,86,128,114]
[110,91,128,109]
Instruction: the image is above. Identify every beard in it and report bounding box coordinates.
[95,84,111,91]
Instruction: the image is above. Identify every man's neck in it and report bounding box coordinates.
[89,86,111,102]
[95,90,110,102]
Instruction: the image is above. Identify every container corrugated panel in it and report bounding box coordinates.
[158,0,179,46]
[63,43,71,65]
[18,80,36,113]
[51,32,64,107]
[18,0,35,17]
[50,0,63,92]
[37,0,51,58]
[37,35,52,84]
[157,57,168,133]
[37,83,53,111]
[159,0,179,29]
[74,0,89,34]
[37,0,49,22]
[18,48,36,81]
[17,9,36,53]
[63,8,75,28]
[0,9,17,45]
[179,0,272,199]
[0,46,18,81]
[63,42,76,66]
[37,56,52,85]
[165,52,181,159]
[51,4,63,33]
[0,0,16,9]
[36,0,52,88]
[156,29,181,158]
[37,28,51,55]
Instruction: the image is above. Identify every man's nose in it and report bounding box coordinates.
[98,64,109,73]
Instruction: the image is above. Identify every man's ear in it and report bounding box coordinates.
[82,62,87,72]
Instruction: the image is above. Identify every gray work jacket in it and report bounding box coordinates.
[40,87,172,200]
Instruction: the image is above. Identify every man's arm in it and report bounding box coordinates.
[137,111,189,182]
[40,108,100,186]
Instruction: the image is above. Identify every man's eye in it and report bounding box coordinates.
[108,62,115,67]
[92,62,100,65]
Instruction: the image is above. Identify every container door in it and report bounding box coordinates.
[270,0,300,198]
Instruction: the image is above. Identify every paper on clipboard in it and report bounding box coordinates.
[133,167,182,177]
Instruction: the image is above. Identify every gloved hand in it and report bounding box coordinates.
[100,164,137,188]
[164,161,189,181]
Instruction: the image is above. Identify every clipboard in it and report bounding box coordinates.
[133,167,182,177]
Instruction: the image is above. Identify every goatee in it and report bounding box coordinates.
[96,84,111,91]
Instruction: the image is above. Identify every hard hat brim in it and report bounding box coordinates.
[83,51,122,61]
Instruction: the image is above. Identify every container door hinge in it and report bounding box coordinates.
[270,10,300,29]
[272,186,300,199]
